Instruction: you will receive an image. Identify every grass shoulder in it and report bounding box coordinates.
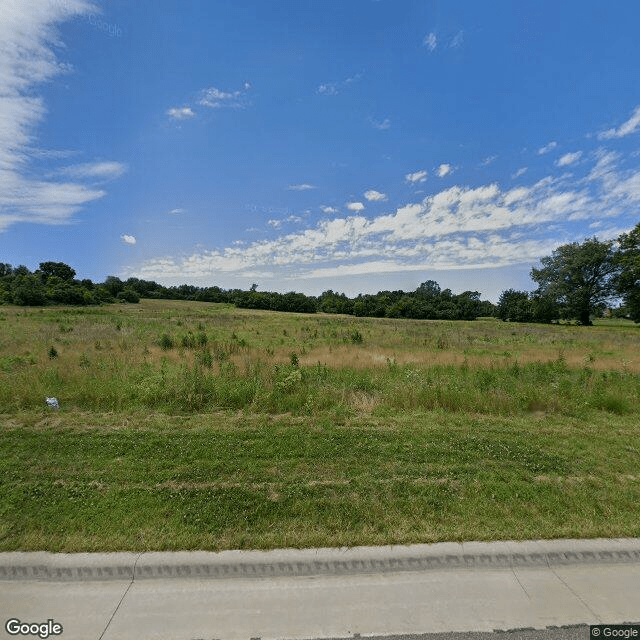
[1,408,639,551]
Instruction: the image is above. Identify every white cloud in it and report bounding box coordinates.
[317,73,362,96]
[131,144,640,291]
[423,32,437,51]
[405,170,428,184]
[369,117,391,130]
[364,190,387,202]
[511,167,528,179]
[167,106,195,120]
[169,208,185,215]
[0,0,121,233]
[121,234,136,245]
[317,83,338,96]
[437,163,452,177]
[449,31,464,49]
[287,183,316,191]
[198,84,250,109]
[556,151,582,167]
[58,161,126,179]
[480,155,498,166]
[268,215,303,229]
[598,105,640,140]
[321,206,338,214]
[538,141,558,155]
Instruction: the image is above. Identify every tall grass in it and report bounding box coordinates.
[2,301,640,551]
[0,300,638,417]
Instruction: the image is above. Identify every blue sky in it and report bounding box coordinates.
[2,0,640,301]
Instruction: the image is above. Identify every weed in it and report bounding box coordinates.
[181,333,196,349]
[196,349,214,368]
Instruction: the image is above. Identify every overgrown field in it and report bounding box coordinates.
[1,300,639,551]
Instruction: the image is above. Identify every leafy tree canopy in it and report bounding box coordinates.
[530,237,620,325]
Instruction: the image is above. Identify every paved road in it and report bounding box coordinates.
[1,539,639,640]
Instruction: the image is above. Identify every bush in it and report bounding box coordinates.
[117,288,140,303]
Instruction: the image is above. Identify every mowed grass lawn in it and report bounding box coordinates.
[1,300,639,551]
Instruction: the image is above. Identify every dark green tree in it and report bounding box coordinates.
[103,276,125,297]
[11,275,47,306]
[117,288,141,303]
[415,280,441,299]
[530,237,620,325]
[614,222,640,322]
[497,289,532,322]
[454,291,482,320]
[38,261,76,283]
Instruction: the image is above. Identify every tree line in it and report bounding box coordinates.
[0,262,492,320]
[1,221,638,324]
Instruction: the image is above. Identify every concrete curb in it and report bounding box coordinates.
[1,538,639,582]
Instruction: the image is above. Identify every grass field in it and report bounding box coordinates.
[1,300,639,551]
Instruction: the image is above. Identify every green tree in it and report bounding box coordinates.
[454,291,482,320]
[614,223,640,322]
[38,261,76,283]
[11,275,47,306]
[530,237,620,325]
[497,289,532,322]
[103,276,124,297]
[117,288,141,303]
[415,280,441,299]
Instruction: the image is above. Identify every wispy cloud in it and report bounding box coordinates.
[423,32,437,51]
[480,155,498,166]
[121,234,136,245]
[449,30,464,49]
[268,215,303,229]
[364,190,387,202]
[511,167,528,179]
[437,163,453,178]
[167,106,195,120]
[321,206,338,214]
[287,183,317,191]
[317,73,362,96]
[369,117,391,130]
[598,105,640,140]
[538,141,558,155]
[423,29,464,53]
[198,83,251,109]
[556,151,582,167]
[0,0,122,233]
[169,208,185,215]
[405,170,428,184]
[132,150,640,286]
[317,83,338,96]
[58,161,126,180]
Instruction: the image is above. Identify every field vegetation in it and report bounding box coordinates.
[1,300,639,551]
